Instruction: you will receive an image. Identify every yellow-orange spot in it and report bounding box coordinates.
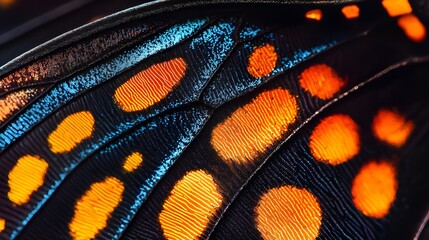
[0,88,40,124]
[299,64,345,100]
[0,218,5,232]
[159,170,222,240]
[256,185,322,240]
[310,114,360,165]
[48,111,95,154]
[352,161,397,218]
[69,177,124,240]
[8,155,48,205]
[342,5,360,19]
[382,0,412,17]
[0,0,14,7]
[305,9,323,21]
[123,152,143,172]
[247,44,278,78]
[211,88,298,164]
[372,109,414,147]
[114,58,187,112]
[397,14,427,43]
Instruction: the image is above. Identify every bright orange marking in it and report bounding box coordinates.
[310,114,360,165]
[256,185,322,240]
[342,5,360,19]
[0,0,14,7]
[0,218,5,232]
[211,88,298,164]
[114,58,187,112]
[382,0,412,17]
[159,170,222,240]
[372,109,414,147]
[299,64,345,100]
[8,155,49,205]
[247,44,278,78]
[0,88,40,124]
[123,152,143,172]
[305,9,323,21]
[48,111,95,154]
[352,161,397,218]
[397,14,427,43]
[69,177,124,240]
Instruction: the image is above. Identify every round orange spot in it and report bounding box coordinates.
[342,5,360,19]
[310,114,360,165]
[48,111,95,154]
[69,177,124,240]
[352,161,397,218]
[247,43,278,78]
[0,218,5,232]
[305,9,323,21]
[211,88,298,164]
[382,0,412,17]
[123,152,143,172]
[159,170,222,240]
[256,185,322,240]
[397,14,427,43]
[372,109,414,147]
[114,57,187,112]
[8,155,49,205]
[299,64,345,100]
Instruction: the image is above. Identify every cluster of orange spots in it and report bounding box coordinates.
[342,5,360,19]
[382,0,412,17]
[352,161,397,218]
[372,109,414,147]
[247,44,278,78]
[256,185,322,240]
[309,114,360,165]
[0,88,41,124]
[114,57,187,112]
[159,170,222,240]
[122,152,143,172]
[211,88,298,164]
[397,14,427,43]
[305,9,323,21]
[0,218,5,232]
[69,177,124,240]
[48,111,95,154]
[299,64,345,100]
[0,0,14,7]
[8,155,49,205]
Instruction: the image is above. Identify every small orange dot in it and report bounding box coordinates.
[382,0,413,17]
[247,44,278,78]
[299,64,345,100]
[123,152,143,172]
[305,9,323,21]
[0,218,5,232]
[397,14,427,43]
[310,114,360,165]
[372,109,414,147]
[352,161,397,218]
[342,5,360,19]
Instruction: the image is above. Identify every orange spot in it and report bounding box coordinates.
[48,111,95,154]
[372,109,414,147]
[211,88,298,164]
[8,155,49,205]
[0,0,14,7]
[342,5,360,19]
[397,14,427,43]
[69,177,124,240]
[114,58,187,112]
[247,44,278,78]
[159,170,222,240]
[310,114,360,165]
[305,9,323,21]
[256,185,322,240]
[123,152,143,172]
[352,161,397,218]
[382,0,412,17]
[299,64,345,100]
[0,88,41,124]
[0,218,5,232]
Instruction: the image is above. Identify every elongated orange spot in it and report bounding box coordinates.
[305,9,323,21]
[8,155,48,205]
[372,109,414,147]
[211,88,298,164]
[0,218,5,232]
[342,5,360,19]
[352,161,397,218]
[48,111,95,154]
[114,58,187,112]
[69,177,124,240]
[382,0,412,17]
[123,152,143,172]
[310,114,360,165]
[397,14,427,43]
[247,44,278,78]
[256,186,322,240]
[299,64,345,100]
[0,88,41,124]
[159,170,222,240]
